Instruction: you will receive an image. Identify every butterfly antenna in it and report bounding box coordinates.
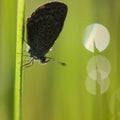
[46,57,66,66]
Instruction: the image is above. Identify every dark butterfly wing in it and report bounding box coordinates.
[26,2,68,57]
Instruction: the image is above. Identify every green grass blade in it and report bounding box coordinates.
[14,0,25,120]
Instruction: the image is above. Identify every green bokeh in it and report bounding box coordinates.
[0,0,120,120]
[0,0,17,120]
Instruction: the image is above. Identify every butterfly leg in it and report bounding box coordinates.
[23,58,34,68]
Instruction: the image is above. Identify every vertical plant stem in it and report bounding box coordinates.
[14,0,25,120]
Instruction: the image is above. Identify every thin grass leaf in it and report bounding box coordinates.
[14,0,25,120]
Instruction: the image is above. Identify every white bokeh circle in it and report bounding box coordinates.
[83,23,110,52]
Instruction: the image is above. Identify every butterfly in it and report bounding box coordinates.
[25,1,68,67]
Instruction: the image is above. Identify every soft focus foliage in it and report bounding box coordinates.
[0,0,120,120]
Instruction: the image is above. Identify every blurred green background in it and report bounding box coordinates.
[0,0,120,120]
